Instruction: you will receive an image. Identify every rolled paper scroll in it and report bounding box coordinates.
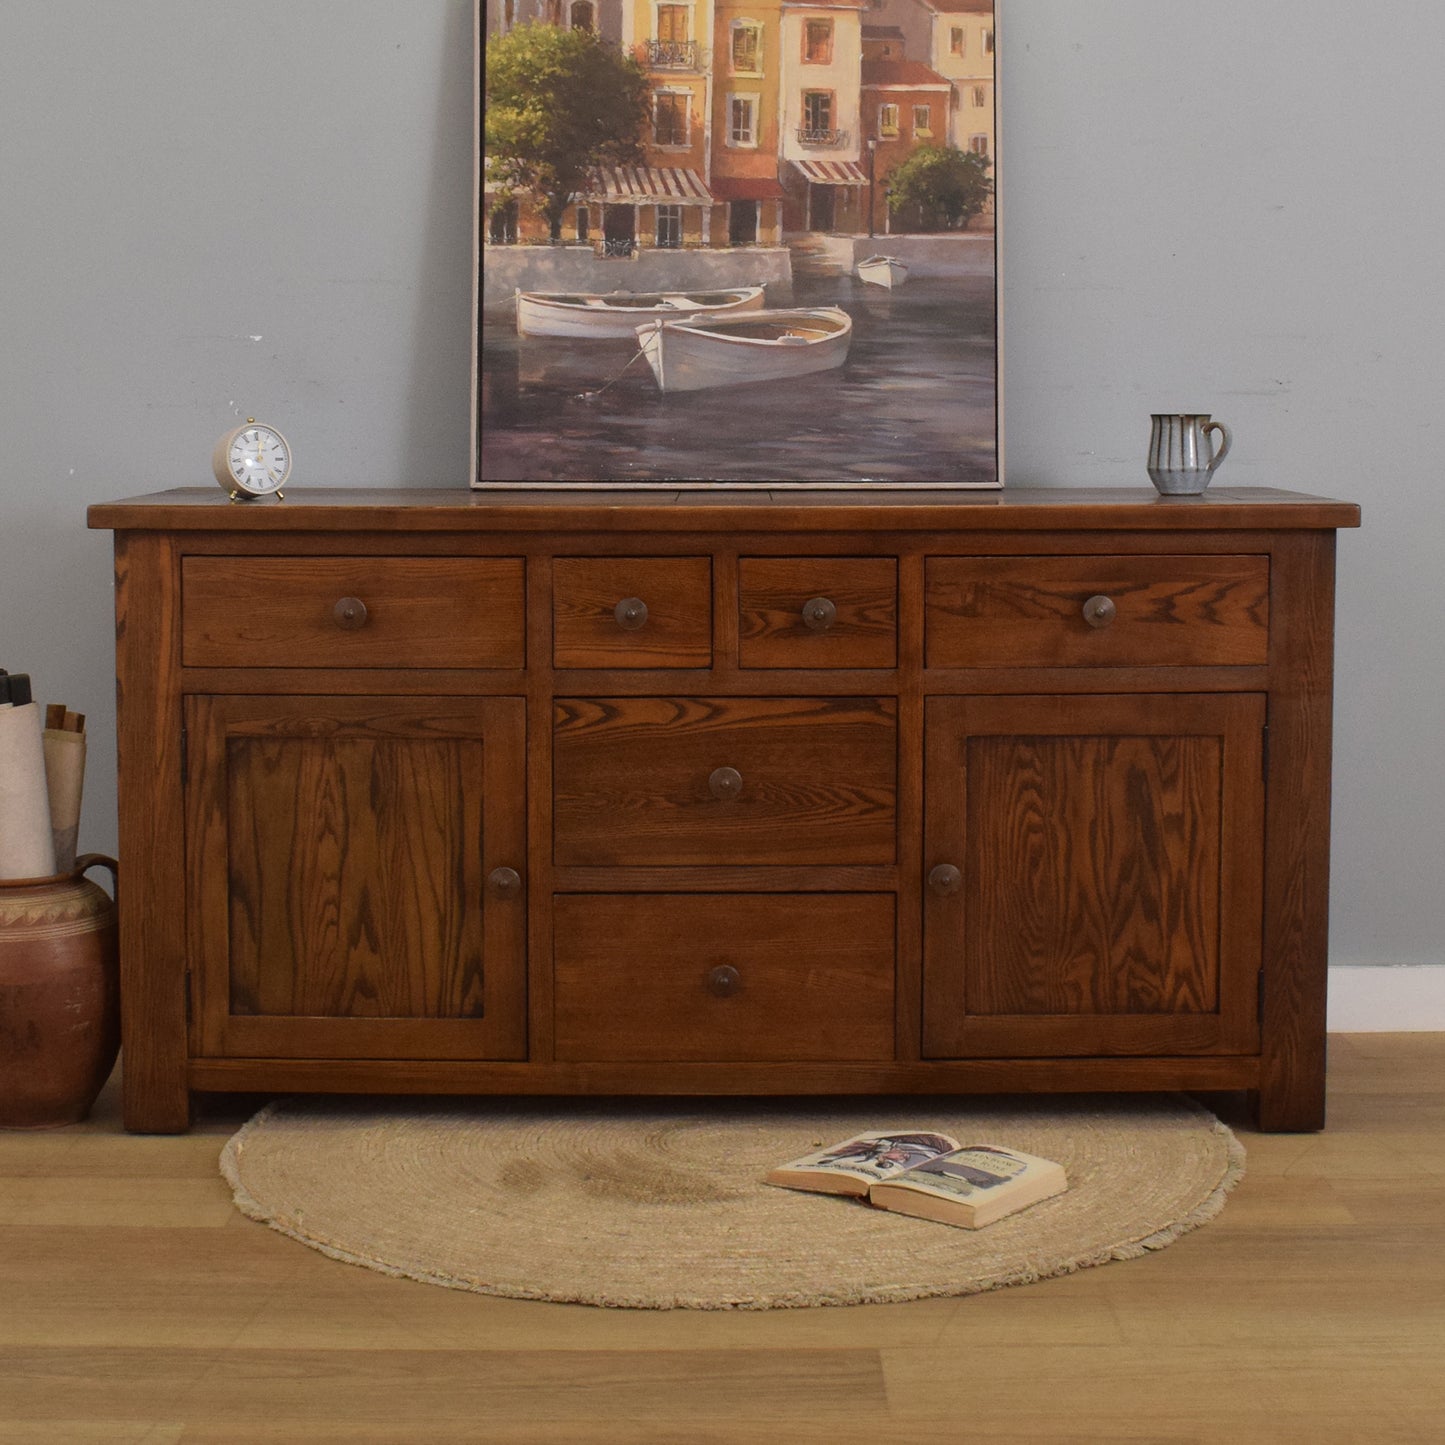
[0,701,59,879]
[43,724,86,874]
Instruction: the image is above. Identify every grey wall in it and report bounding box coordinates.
[3,3,1439,987]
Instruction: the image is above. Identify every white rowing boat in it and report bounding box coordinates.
[855,255,909,289]
[516,285,766,338]
[636,307,853,393]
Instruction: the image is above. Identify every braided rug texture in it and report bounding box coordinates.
[220,1093,1244,1310]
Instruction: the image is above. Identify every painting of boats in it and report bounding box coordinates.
[479,0,999,485]
[516,285,766,339]
[637,306,852,393]
[856,256,909,289]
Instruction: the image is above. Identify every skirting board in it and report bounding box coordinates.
[1328,965,1445,1032]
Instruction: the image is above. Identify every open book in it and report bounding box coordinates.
[765,1131,1067,1229]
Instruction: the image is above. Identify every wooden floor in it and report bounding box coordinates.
[2,1034,1443,1444]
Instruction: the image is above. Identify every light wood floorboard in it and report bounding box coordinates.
[1,1033,1442,1442]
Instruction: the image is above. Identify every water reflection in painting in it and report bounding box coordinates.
[480,272,996,483]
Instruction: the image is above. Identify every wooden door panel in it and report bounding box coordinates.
[924,693,1264,1058]
[187,696,526,1060]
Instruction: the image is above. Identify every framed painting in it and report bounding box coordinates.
[476,0,999,486]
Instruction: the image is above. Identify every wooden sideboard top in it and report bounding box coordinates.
[88,486,1360,534]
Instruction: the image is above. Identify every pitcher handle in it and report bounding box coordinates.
[75,852,119,901]
[1205,419,1232,472]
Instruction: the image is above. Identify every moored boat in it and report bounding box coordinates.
[636,306,853,393]
[856,255,909,289]
[516,285,766,338]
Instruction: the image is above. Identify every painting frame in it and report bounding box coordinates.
[476,0,1000,487]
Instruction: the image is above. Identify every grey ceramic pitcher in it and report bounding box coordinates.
[1148,414,1232,495]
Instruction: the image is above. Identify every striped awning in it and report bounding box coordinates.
[583,166,714,205]
[792,159,870,187]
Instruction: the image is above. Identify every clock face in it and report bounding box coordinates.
[226,424,289,493]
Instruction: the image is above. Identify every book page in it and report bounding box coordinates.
[890,1146,1034,1201]
[774,1131,961,1185]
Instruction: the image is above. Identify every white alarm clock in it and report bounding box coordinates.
[212,419,291,499]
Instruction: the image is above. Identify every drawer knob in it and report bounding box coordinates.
[1082,594,1117,629]
[614,597,649,630]
[332,596,369,631]
[487,866,522,899]
[706,964,742,998]
[928,863,962,896]
[708,766,743,801]
[801,596,837,632]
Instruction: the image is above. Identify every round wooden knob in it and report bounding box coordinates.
[487,866,522,899]
[928,863,962,896]
[801,596,837,632]
[1082,594,1116,629]
[709,766,743,800]
[706,964,742,997]
[614,597,649,630]
[332,597,368,631]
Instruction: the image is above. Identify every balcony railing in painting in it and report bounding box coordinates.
[644,39,702,69]
[796,126,848,148]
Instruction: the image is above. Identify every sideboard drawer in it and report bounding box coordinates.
[553,893,896,1062]
[181,556,525,669]
[553,696,897,865]
[738,557,897,668]
[925,554,1270,668]
[553,556,711,668]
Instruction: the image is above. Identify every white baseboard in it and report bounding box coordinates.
[1327,964,1445,1032]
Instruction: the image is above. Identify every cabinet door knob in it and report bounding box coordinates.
[487,866,522,899]
[708,766,743,800]
[801,596,837,632]
[928,863,962,896]
[332,597,368,631]
[1082,594,1116,628]
[614,597,649,630]
[706,964,742,997]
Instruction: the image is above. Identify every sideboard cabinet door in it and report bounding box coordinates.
[923,693,1265,1059]
[185,696,526,1060]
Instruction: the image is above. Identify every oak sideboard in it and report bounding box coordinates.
[89,486,1360,1132]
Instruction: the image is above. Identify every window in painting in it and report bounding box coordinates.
[569,1,594,30]
[656,205,683,248]
[804,19,833,64]
[969,133,989,157]
[983,27,994,54]
[950,26,964,56]
[657,3,689,41]
[653,91,690,146]
[878,102,899,138]
[912,103,932,138]
[731,21,762,73]
[972,85,986,107]
[728,95,758,146]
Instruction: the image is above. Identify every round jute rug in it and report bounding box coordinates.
[219,1094,1244,1310]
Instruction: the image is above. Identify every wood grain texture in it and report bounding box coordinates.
[923,693,1264,1060]
[90,491,1355,1133]
[185,696,526,1061]
[111,533,191,1133]
[181,556,525,669]
[0,1037,1440,1444]
[553,893,895,1062]
[552,556,711,667]
[737,557,897,668]
[925,553,1270,667]
[553,696,898,866]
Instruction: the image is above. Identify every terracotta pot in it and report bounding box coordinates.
[0,854,120,1129]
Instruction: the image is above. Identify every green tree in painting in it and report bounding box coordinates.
[484,23,650,242]
[887,145,993,233]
